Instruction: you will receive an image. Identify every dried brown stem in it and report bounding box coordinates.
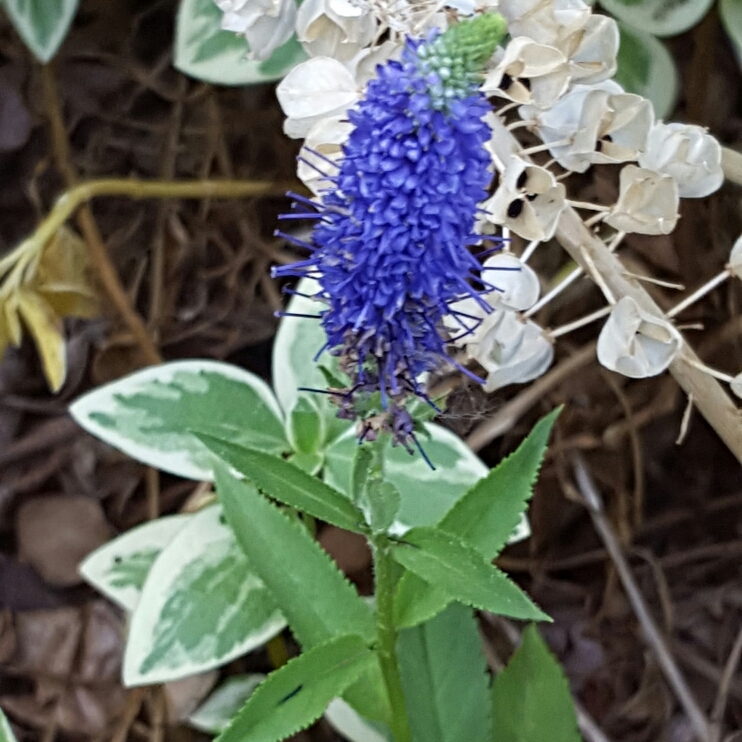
[41,63,163,366]
[466,342,596,451]
[710,625,742,740]
[571,455,712,742]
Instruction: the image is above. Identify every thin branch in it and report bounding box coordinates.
[722,146,742,187]
[466,342,596,451]
[710,624,742,741]
[571,455,712,742]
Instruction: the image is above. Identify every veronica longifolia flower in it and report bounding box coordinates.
[638,122,724,199]
[274,15,508,450]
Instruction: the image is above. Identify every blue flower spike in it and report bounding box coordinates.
[274,14,508,455]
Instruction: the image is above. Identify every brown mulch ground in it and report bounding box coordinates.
[1,1,742,741]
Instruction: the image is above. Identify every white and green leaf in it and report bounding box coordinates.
[614,22,679,119]
[2,0,79,62]
[217,635,376,742]
[79,514,191,612]
[0,708,18,742]
[391,527,548,622]
[599,0,713,37]
[721,0,742,65]
[70,360,288,481]
[491,625,581,742]
[272,278,349,445]
[397,605,493,742]
[195,434,366,533]
[324,699,392,742]
[174,0,305,85]
[189,675,266,734]
[324,422,528,537]
[124,505,286,687]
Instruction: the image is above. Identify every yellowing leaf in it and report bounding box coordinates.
[40,283,98,318]
[17,289,66,391]
[36,227,98,319]
[4,293,22,346]
[37,226,90,285]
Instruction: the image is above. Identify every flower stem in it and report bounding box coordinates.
[372,537,412,742]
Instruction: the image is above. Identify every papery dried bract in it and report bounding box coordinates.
[522,81,653,172]
[276,56,359,138]
[500,0,591,48]
[297,115,354,193]
[216,0,297,60]
[347,40,402,85]
[296,0,377,61]
[483,156,566,240]
[482,37,570,109]
[484,111,521,172]
[478,314,554,391]
[482,253,541,311]
[605,164,679,235]
[638,122,724,199]
[565,14,619,84]
[597,296,682,378]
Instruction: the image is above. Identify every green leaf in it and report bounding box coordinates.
[598,0,713,36]
[218,635,375,742]
[215,464,374,647]
[325,423,517,534]
[362,480,401,534]
[721,0,742,64]
[397,605,493,742]
[124,505,286,686]
[491,625,581,742]
[287,397,326,454]
[214,466,389,724]
[196,434,366,533]
[1,708,18,742]
[614,22,679,119]
[394,411,558,628]
[79,515,191,612]
[70,360,288,481]
[2,0,79,62]
[174,0,305,85]
[189,675,266,734]
[390,527,548,622]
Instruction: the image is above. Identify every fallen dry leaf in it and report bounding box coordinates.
[16,494,111,587]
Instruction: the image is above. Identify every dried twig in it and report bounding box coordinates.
[710,624,742,741]
[466,342,596,451]
[722,146,742,187]
[571,455,712,742]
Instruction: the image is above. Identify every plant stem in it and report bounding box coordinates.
[373,538,412,742]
